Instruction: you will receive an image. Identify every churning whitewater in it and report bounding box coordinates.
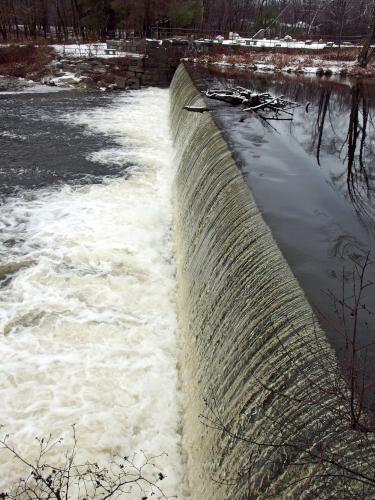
[0,88,183,496]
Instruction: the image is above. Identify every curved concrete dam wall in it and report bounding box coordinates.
[170,64,375,499]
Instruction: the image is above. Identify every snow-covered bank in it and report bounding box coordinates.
[0,44,147,91]
[186,51,375,78]
[222,37,329,50]
[0,42,177,91]
[51,43,144,59]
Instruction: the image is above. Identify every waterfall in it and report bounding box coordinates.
[170,64,375,499]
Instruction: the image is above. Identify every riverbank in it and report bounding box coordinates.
[185,49,375,78]
[0,45,54,80]
[2,43,374,90]
[0,44,178,91]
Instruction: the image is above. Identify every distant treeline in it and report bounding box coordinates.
[0,0,374,42]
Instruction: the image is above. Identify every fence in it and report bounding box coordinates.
[151,26,366,46]
[56,43,141,58]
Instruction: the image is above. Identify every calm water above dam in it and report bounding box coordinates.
[193,66,375,361]
[0,80,183,495]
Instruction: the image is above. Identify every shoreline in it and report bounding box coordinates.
[0,45,144,91]
[2,44,375,91]
[184,51,375,79]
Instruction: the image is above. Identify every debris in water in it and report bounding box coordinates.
[183,105,211,113]
[202,86,301,121]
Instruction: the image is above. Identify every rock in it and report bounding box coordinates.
[76,63,91,71]
[126,77,141,88]
[83,79,98,89]
[93,66,108,74]
[128,59,144,69]
[114,76,127,89]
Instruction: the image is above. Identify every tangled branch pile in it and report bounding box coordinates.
[203,86,301,119]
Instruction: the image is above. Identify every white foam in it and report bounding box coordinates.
[0,130,27,141]
[87,148,132,166]
[48,71,84,86]
[0,88,184,497]
[0,81,67,94]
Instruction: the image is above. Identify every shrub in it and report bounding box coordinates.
[0,45,54,79]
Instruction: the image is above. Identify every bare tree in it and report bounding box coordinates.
[0,426,171,499]
[200,255,375,497]
[358,1,375,66]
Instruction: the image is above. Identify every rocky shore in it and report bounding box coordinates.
[0,45,182,91]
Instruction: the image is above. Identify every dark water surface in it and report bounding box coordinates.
[0,78,128,197]
[191,65,375,362]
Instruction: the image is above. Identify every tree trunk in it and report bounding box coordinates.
[358,8,375,67]
[55,0,68,42]
[0,24,7,41]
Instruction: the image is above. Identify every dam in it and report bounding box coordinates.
[0,65,375,498]
[171,64,375,498]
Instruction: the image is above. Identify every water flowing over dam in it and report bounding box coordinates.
[170,64,375,499]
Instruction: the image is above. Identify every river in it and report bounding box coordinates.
[0,80,183,497]
[2,67,375,497]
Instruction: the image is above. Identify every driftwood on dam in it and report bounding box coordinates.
[183,86,301,122]
[183,105,211,113]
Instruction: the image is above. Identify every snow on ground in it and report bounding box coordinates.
[51,43,143,59]
[222,38,330,50]
[48,71,85,86]
[192,37,364,50]
[0,77,69,93]
[0,42,143,58]
[192,50,360,77]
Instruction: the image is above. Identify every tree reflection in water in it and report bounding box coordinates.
[195,66,375,234]
[313,81,375,227]
[200,69,375,232]
[314,88,331,166]
[346,84,373,223]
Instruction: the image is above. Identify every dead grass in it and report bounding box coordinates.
[195,47,375,78]
[204,47,359,68]
[208,51,298,69]
[0,45,55,79]
[319,48,358,61]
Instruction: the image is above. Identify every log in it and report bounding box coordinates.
[205,92,244,105]
[183,106,211,113]
[243,96,281,111]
